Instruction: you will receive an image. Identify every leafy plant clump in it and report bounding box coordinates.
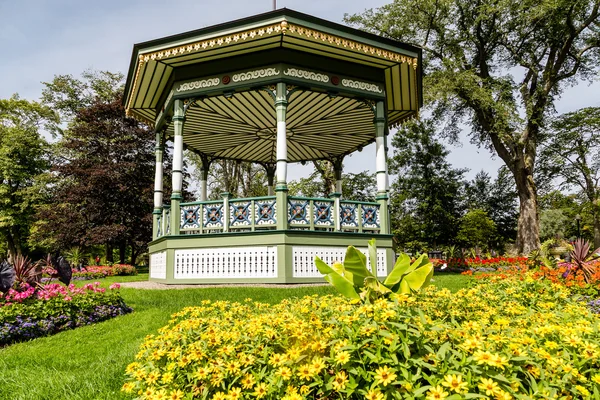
[42,264,138,281]
[315,239,433,302]
[123,275,600,399]
[0,282,131,346]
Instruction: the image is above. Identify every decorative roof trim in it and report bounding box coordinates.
[125,20,419,121]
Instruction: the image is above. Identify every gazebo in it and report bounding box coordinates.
[124,8,422,283]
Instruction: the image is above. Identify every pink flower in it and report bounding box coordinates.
[109,283,121,290]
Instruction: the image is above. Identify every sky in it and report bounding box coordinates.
[1,0,599,183]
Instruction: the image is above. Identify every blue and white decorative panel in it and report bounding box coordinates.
[181,205,201,229]
[340,203,358,228]
[230,201,252,227]
[203,204,224,228]
[255,200,277,225]
[313,201,333,226]
[165,208,171,235]
[361,204,381,229]
[288,200,309,224]
[156,214,163,237]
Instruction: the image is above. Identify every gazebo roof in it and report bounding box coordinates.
[124,8,422,163]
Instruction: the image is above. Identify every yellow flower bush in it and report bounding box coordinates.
[124,273,600,399]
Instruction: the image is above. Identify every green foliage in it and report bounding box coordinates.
[539,209,571,241]
[539,107,600,247]
[124,273,600,399]
[346,0,600,253]
[315,239,433,302]
[0,95,57,259]
[456,209,497,249]
[389,118,466,249]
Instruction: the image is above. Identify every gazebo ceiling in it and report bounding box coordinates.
[124,8,422,163]
[166,89,394,163]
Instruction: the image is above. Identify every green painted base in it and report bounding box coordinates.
[148,230,394,284]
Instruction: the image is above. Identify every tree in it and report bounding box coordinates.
[34,72,163,264]
[389,119,466,249]
[289,165,376,201]
[0,96,57,260]
[347,0,600,253]
[456,209,497,249]
[464,168,519,248]
[538,107,600,246]
[196,158,268,200]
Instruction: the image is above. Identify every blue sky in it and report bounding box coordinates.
[1,0,598,182]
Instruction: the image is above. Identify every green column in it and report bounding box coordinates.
[374,101,390,234]
[275,82,288,231]
[152,131,164,240]
[170,99,185,236]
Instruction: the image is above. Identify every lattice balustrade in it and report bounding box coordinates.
[156,214,163,238]
[181,205,202,229]
[203,202,224,229]
[230,201,252,228]
[174,247,278,279]
[255,199,277,226]
[361,204,381,230]
[340,202,358,229]
[292,245,387,277]
[150,251,167,279]
[313,200,334,228]
[288,199,309,226]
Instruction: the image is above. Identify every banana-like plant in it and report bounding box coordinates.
[315,239,433,302]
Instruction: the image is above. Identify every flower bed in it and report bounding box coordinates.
[43,264,137,281]
[123,275,600,399]
[1,282,132,346]
[432,256,528,272]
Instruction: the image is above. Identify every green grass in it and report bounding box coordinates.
[0,273,471,400]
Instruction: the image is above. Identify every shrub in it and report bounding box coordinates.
[123,275,600,399]
[42,264,137,281]
[0,282,131,346]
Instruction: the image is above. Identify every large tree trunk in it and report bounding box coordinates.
[105,243,114,263]
[514,167,540,254]
[119,242,127,264]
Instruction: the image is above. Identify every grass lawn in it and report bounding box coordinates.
[0,273,471,400]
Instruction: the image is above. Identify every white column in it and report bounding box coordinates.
[170,99,185,235]
[152,131,164,240]
[374,101,388,196]
[153,132,164,209]
[200,170,208,201]
[275,82,288,188]
[374,100,390,234]
[172,100,184,196]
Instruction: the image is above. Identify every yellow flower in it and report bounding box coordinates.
[478,377,500,396]
[473,350,494,366]
[576,385,590,397]
[335,351,351,365]
[161,371,174,384]
[310,357,326,374]
[441,374,468,393]
[494,390,513,400]
[364,389,385,400]
[374,365,397,387]
[253,382,269,398]
[226,387,242,400]
[297,364,314,381]
[332,370,349,391]
[169,389,184,400]
[276,366,293,381]
[121,382,135,393]
[592,374,600,384]
[426,385,449,400]
[212,392,227,400]
[241,373,256,389]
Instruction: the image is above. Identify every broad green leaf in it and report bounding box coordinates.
[343,246,372,286]
[367,238,377,275]
[364,276,391,294]
[314,257,334,275]
[403,263,433,291]
[405,253,428,275]
[399,279,411,294]
[324,273,360,299]
[384,253,411,286]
